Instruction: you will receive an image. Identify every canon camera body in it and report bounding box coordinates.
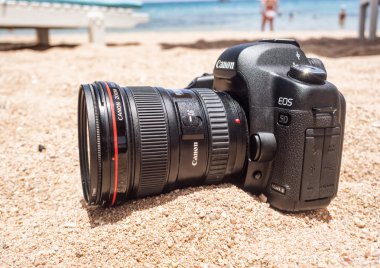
[188,39,346,211]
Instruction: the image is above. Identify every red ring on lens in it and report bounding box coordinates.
[104,82,119,206]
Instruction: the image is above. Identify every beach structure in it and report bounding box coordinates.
[0,0,149,45]
[359,0,379,40]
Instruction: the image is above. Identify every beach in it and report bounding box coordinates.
[0,30,379,267]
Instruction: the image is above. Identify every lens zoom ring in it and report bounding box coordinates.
[130,87,169,197]
[195,89,230,183]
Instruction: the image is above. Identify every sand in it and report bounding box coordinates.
[0,30,379,267]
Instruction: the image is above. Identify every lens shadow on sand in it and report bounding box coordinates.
[160,37,380,58]
[82,183,332,228]
[83,184,233,228]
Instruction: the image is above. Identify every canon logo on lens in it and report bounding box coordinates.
[192,142,199,166]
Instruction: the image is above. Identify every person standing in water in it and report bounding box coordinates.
[289,11,294,22]
[339,6,347,28]
[261,0,278,31]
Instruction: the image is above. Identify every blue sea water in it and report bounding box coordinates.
[0,0,377,35]
[135,0,369,31]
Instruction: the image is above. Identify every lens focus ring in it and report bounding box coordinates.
[130,87,169,197]
[195,89,230,184]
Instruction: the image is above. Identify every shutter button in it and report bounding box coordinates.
[289,64,327,85]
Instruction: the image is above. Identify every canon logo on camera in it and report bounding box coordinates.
[215,60,235,70]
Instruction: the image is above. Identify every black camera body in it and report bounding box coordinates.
[78,39,345,212]
[188,40,346,211]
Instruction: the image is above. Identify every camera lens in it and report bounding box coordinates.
[78,82,248,206]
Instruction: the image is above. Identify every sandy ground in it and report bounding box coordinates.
[0,31,379,267]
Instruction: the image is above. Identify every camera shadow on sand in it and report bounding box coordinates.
[160,37,380,58]
[83,183,332,228]
[83,184,233,228]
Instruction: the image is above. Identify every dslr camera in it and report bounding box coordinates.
[78,39,345,212]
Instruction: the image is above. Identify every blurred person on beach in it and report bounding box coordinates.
[261,0,278,31]
[339,5,347,28]
[289,11,294,22]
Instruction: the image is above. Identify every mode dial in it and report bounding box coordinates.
[289,64,327,85]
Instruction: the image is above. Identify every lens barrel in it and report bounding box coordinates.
[78,82,247,206]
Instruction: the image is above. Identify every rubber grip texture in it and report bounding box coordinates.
[195,89,230,184]
[130,87,169,197]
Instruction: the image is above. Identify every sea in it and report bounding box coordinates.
[0,0,376,35]
[136,0,365,31]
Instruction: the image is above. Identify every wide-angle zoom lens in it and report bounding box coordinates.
[78,82,248,206]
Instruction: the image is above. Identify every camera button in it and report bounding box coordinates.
[250,135,261,161]
[182,115,201,127]
[288,64,327,85]
[250,133,277,162]
[253,171,262,180]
